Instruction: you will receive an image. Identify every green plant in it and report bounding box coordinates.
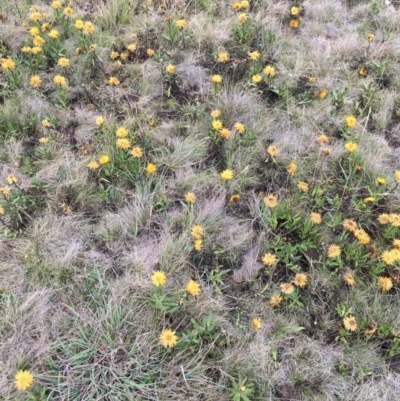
[229,376,255,401]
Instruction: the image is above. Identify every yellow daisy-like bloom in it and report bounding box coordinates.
[88,161,100,170]
[327,244,341,258]
[321,148,330,156]
[212,119,223,131]
[238,13,248,23]
[51,0,62,9]
[186,279,201,296]
[309,76,318,83]
[42,119,51,127]
[116,138,131,149]
[376,177,386,185]
[53,75,66,86]
[194,239,203,251]
[191,225,203,239]
[343,219,357,232]
[240,0,249,9]
[108,76,120,86]
[218,51,229,63]
[6,176,18,185]
[280,283,295,294]
[212,74,222,83]
[57,57,69,67]
[343,272,355,286]
[232,1,241,11]
[367,33,374,42]
[381,250,395,266]
[234,122,245,134]
[251,317,261,332]
[110,51,119,60]
[116,126,128,138]
[377,276,393,291]
[185,192,196,203]
[393,239,400,250]
[359,67,367,76]
[263,65,275,76]
[39,137,49,144]
[31,46,42,55]
[151,270,166,286]
[99,155,110,165]
[365,325,377,335]
[252,74,262,83]
[33,36,45,46]
[42,22,50,31]
[287,162,297,175]
[270,293,283,307]
[2,58,16,71]
[130,146,143,158]
[210,109,221,118]
[220,169,233,180]
[166,64,176,74]
[378,213,391,224]
[89,44,97,52]
[219,128,232,139]
[345,142,357,152]
[95,116,104,126]
[289,19,299,28]
[390,213,400,227]
[262,252,277,266]
[310,212,322,224]
[363,197,375,204]
[229,194,241,203]
[297,181,308,192]
[48,30,58,39]
[145,48,154,57]
[75,19,84,29]
[127,43,136,52]
[29,12,42,22]
[248,51,260,60]
[29,27,40,36]
[176,19,186,29]
[15,370,34,391]
[345,115,357,128]
[354,229,371,245]
[343,315,357,332]
[21,46,32,53]
[263,194,278,208]
[83,21,95,35]
[291,6,300,15]
[159,329,178,348]
[145,163,157,175]
[29,75,42,88]
[394,171,400,183]
[319,89,328,99]
[267,145,278,157]
[0,187,11,197]
[0,206,4,214]
[317,134,329,144]
[293,273,307,287]
[63,7,74,16]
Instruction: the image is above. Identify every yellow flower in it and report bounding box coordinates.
[378,213,391,224]
[191,225,203,239]
[0,206,3,214]
[42,119,51,127]
[42,22,50,31]
[394,171,400,183]
[83,21,95,35]
[345,115,357,128]
[219,128,232,139]
[220,169,233,180]
[248,51,260,60]
[317,134,329,144]
[319,89,328,99]
[343,219,357,232]
[116,138,131,149]
[212,74,222,83]
[393,239,400,250]
[130,146,143,158]
[75,19,84,29]
[309,76,318,83]
[365,325,377,335]
[321,148,330,156]
[99,155,110,165]
[280,283,295,294]
[57,57,69,67]
[31,47,42,55]
[287,162,297,175]
[367,33,374,42]
[194,239,203,251]
[297,181,308,192]
[251,317,261,332]
[33,36,45,47]
[343,315,357,331]
[262,253,276,266]
[212,119,223,131]
[151,271,166,286]
[232,2,242,11]
[218,51,229,63]
[176,19,186,29]
[110,51,119,60]
[289,19,299,28]
[29,27,40,36]
[51,1,62,9]
[376,177,386,185]
[389,214,400,226]
[327,244,341,258]
[48,30,59,39]
[293,273,307,287]
[229,194,241,203]
[127,43,136,52]
[270,293,282,307]
[63,7,74,16]
[6,176,18,185]
[345,142,357,152]
[267,145,278,157]
[252,74,262,83]
[95,116,104,126]
[116,126,128,138]
[2,58,15,71]
[109,76,120,86]
[29,12,42,22]
[381,250,395,266]
[166,64,176,74]
[377,276,393,291]
[234,122,245,134]
[210,109,221,118]
[145,163,157,175]
[263,194,278,208]
[238,13,248,24]
[184,192,196,203]
[15,370,34,391]
[39,137,49,144]
[21,46,32,53]
[240,0,249,9]
[359,67,367,76]
[159,329,178,348]
[0,187,11,197]
[291,6,300,15]
[263,65,275,76]
[53,75,66,86]
[186,280,201,296]
[363,197,375,204]
[120,52,129,61]
[354,228,371,245]
[310,212,322,224]
[29,75,41,88]
[343,272,355,286]
[88,161,99,170]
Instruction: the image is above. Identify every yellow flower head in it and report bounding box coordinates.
[185,192,196,203]
[120,52,129,61]
[238,13,248,24]
[39,137,49,144]
[42,22,50,31]
[95,116,104,126]
[127,43,136,52]
[317,134,329,144]
[234,122,246,134]
[186,280,201,296]
[218,51,229,63]
[110,51,119,60]
[367,33,374,42]
[22,46,32,53]
[343,219,357,232]
[0,206,4,214]
[263,194,278,208]
[57,57,69,67]
[297,181,308,192]
[194,238,203,251]
[212,119,223,131]
[145,163,157,175]
[232,2,242,11]
[251,317,261,332]
[287,162,297,175]
[270,293,283,307]
[151,270,166,286]
[280,282,295,294]
[262,252,276,266]
[359,67,368,76]
[293,273,307,287]
[354,228,371,245]
[343,315,357,331]
[166,64,176,74]
[343,272,355,286]
[263,65,275,76]
[48,30,59,39]
[319,89,328,99]
[289,19,299,28]
[159,329,178,348]
[381,250,395,265]
[327,244,341,258]
[116,126,128,138]
[75,19,84,29]
[377,276,393,291]
[393,239,400,250]
[345,115,357,128]
[29,27,40,36]
[83,21,95,35]
[309,76,318,83]
[345,142,357,152]
[219,128,232,139]
[52,1,62,10]
[240,0,249,9]
[15,370,34,391]
[252,74,262,83]
[191,225,203,239]
[53,75,66,86]
[29,12,42,22]
[229,194,241,203]
[63,7,74,17]
[212,74,222,83]
[116,138,131,149]
[310,212,322,224]
[6,175,18,185]
[291,6,300,15]
[248,51,260,61]
[99,155,110,165]
[29,75,42,88]
[42,119,51,127]
[378,213,391,224]
[376,177,386,185]
[130,146,143,158]
[220,169,233,180]
[0,187,11,197]
[108,76,120,86]
[394,171,400,183]
[176,19,186,29]
[88,161,99,170]
[2,58,16,71]
[267,145,278,157]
